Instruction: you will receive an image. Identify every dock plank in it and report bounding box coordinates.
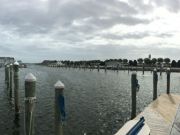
[115,94,180,135]
[136,94,180,135]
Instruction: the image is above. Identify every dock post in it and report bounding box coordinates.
[25,73,36,135]
[5,65,10,90]
[105,65,107,72]
[13,62,20,114]
[98,65,100,72]
[142,63,144,75]
[160,65,162,76]
[167,68,170,94]
[54,81,65,135]
[5,64,8,83]
[9,64,13,100]
[153,69,158,100]
[131,72,137,119]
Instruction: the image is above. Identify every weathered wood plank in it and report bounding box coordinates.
[136,94,180,135]
[115,94,180,135]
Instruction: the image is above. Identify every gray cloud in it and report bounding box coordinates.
[48,44,180,61]
[0,0,179,62]
[101,32,173,40]
[151,0,180,12]
[0,0,145,36]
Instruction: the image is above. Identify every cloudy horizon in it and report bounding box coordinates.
[0,0,180,62]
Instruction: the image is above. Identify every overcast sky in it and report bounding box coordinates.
[0,0,180,62]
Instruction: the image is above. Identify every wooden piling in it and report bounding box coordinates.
[131,72,137,119]
[5,65,10,91]
[153,68,158,100]
[54,81,65,135]
[160,65,162,76]
[142,63,145,75]
[9,64,13,100]
[128,64,129,74]
[105,65,107,72]
[25,73,36,135]
[13,61,20,114]
[117,64,119,72]
[5,65,8,83]
[167,68,170,94]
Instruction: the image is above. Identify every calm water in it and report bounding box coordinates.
[0,65,180,135]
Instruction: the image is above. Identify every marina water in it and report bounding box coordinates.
[0,65,180,135]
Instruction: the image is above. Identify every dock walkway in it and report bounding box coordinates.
[135,94,180,135]
[116,94,180,135]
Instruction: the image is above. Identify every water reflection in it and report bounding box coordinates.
[13,114,20,135]
[1,66,180,135]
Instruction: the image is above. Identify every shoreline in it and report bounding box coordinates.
[42,64,180,73]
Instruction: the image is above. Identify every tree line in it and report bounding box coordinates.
[41,58,180,67]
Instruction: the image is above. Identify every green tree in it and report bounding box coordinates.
[164,58,171,65]
[177,60,180,67]
[129,60,133,66]
[171,60,177,67]
[144,58,151,65]
[133,60,137,66]
[118,59,122,63]
[157,58,163,64]
[123,59,128,64]
[137,58,143,64]
[151,58,157,65]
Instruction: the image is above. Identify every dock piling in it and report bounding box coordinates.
[160,65,162,76]
[5,65,8,83]
[13,61,20,114]
[9,64,13,100]
[5,65,10,91]
[142,63,145,75]
[167,68,170,94]
[131,72,137,119]
[153,68,158,100]
[25,73,36,135]
[54,80,65,135]
[105,65,107,72]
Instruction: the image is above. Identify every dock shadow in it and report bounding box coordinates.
[167,94,176,104]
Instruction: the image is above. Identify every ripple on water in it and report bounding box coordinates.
[0,66,180,135]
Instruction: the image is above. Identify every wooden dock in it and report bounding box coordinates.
[115,93,180,135]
